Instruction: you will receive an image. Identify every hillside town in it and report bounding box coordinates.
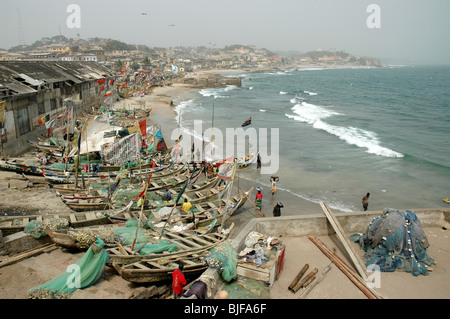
[0,35,384,72]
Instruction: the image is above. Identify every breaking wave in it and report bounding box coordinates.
[285,102,404,158]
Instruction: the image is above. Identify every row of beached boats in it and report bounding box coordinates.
[0,107,260,285]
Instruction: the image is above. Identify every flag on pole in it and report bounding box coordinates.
[134,173,153,200]
[38,114,50,125]
[139,119,147,136]
[0,101,6,123]
[105,179,121,198]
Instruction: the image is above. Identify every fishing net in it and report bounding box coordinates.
[205,242,238,282]
[134,241,179,255]
[350,209,435,276]
[27,238,109,299]
[114,220,153,246]
[24,219,70,239]
[221,276,270,299]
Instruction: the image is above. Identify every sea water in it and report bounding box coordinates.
[172,65,450,213]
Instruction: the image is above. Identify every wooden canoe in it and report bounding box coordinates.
[0,159,45,176]
[117,251,209,284]
[0,201,133,236]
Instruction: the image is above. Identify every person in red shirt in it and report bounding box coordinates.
[255,186,263,212]
[172,263,187,298]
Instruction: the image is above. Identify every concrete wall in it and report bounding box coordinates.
[231,208,449,252]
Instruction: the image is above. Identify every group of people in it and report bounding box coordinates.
[253,175,283,217]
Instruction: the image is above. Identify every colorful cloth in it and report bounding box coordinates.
[100,133,141,164]
[182,202,192,212]
[172,269,186,295]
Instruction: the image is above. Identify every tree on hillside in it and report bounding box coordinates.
[104,40,135,51]
[130,62,140,71]
[115,59,123,71]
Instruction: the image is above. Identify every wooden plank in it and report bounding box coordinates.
[319,202,368,281]
[85,212,96,220]
[69,214,77,223]
[22,218,29,227]
[0,244,56,268]
[145,261,170,270]
[163,232,203,249]
[201,234,221,243]
[309,236,382,299]
[134,263,152,270]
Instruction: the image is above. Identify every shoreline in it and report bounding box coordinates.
[111,70,328,220]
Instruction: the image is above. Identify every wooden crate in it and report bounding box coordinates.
[236,245,285,287]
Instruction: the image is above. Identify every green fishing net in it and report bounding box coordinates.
[24,219,70,238]
[27,238,109,299]
[205,242,238,282]
[221,277,270,299]
[350,209,436,276]
[134,241,179,255]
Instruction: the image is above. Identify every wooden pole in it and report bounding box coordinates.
[288,264,309,293]
[297,264,332,299]
[292,268,318,293]
[308,236,382,299]
[319,201,368,281]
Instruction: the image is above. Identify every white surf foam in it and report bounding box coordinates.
[304,90,318,96]
[279,91,288,95]
[285,102,404,158]
[199,85,238,99]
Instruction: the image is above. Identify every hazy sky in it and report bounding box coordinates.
[1,0,449,64]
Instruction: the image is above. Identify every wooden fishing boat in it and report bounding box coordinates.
[42,171,119,184]
[45,222,230,263]
[117,187,252,230]
[27,139,64,157]
[185,186,252,229]
[0,159,45,176]
[130,181,230,211]
[127,168,203,193]
[238,151,259,169]
[117,252,209,284]
[63,197,111,212]
[106,227,231,265]
[0,201,133,236]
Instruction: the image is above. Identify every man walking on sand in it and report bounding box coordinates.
[362,193,370,211]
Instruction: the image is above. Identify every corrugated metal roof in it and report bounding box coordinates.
[0,61,115,97]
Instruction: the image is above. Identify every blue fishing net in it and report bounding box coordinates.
[27,238,109,299]
[350,209,435,276]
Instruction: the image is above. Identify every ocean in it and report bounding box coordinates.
[171,65,450,214]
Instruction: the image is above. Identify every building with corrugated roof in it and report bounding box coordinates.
[0,61,116,155]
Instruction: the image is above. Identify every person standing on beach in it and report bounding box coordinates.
[270,175,279,195]
[362,193,370,211]
[172,263,187,298]
[255,187,263,212]
[257,154,261,169]
[273,202,283,217]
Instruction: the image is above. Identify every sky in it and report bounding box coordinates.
[1,0,449,64]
